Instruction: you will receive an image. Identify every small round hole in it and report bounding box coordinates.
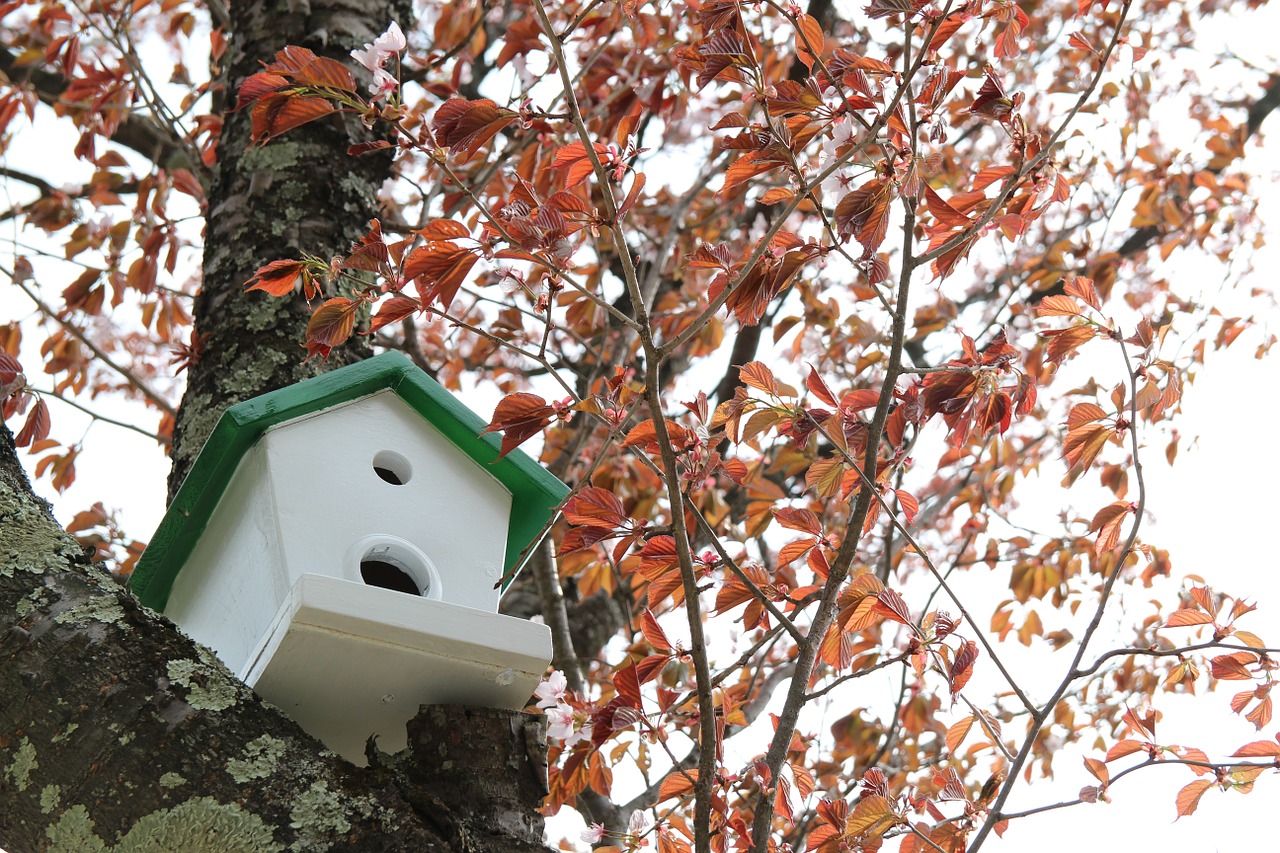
[372,450,412,485]
[360,558,421,595]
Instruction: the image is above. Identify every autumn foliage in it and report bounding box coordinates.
[3,0,1280,850]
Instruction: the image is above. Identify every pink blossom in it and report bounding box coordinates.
[545,704,577,740]
[534,669,568,709]
[351,22,406,99]
[580,823,607,844]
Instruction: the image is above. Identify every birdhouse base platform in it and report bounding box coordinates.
[240,573,552,765]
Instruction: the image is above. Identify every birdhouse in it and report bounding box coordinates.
[130,352,567,764]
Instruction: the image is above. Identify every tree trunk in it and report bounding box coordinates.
[167,0,401,497]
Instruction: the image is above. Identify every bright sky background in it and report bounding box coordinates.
[3,3,1279,851]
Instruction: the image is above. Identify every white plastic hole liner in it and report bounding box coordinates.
[344,534,443,600]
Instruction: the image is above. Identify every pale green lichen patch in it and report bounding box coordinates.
[40,784,61,814]
[166,657,237,712]
[47,798,282,853]
[227,734,288,783]
[46,805,107,852]
[54,596,126,627]
[6,736,38,791]
[116,797,282,852]
[52,723,79,744]
[159,772,186,789]
[288,781,350,852]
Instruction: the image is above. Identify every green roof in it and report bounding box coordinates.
[129,352,568,610]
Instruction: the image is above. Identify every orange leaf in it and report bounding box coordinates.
[1083,757,1110,785]
[1230,739,1280,758]
[621,419,691,452]
[1035,294,1084,318]
[1088,501,1132,555]
[1063,276,1103,309]
[658,769,698,803]
[794,13,825,68]
[638,536,680,579]
[945,715,975,753]
[1162,608,1215,628]
[1105,739,1147,762]
[844,794,897,839]
[1174,779,1213,818]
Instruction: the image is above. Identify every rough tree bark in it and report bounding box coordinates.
[1,0,554,849]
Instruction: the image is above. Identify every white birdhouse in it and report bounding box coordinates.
[130,352,566,764]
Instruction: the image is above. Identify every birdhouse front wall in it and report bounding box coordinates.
[260,390,513,613]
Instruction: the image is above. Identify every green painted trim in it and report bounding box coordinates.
[129,352,568,611]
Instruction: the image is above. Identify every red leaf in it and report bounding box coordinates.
[432,97,517,162]
[250,94,333,143]
[404,243,479,309]
[416,220,472,241]
[480,392,554,460]
[948,640,979,693]
[774,507,823,535]
[805,365,838,407]
[245,258,307,296]
[305,297,360,357]
[641,609,672,652]
[612,662,643,708]
[894,489,918,524]
[874,589,912,625]
[638,535,680,578]
[550,141,611,189]
[15,398,50,447]
[563,487,629,528]
[834,179,893,256]
[368,296,419,333]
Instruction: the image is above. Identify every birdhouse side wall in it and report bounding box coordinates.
[261,392,513,611]
[163,442,289,674]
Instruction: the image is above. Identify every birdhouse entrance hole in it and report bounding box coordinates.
[348,536,442,600]
[372,450,412,485]
[361,558,419,594]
